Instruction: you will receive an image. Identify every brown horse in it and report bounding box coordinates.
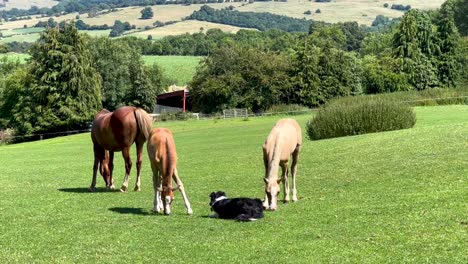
[147,128,192,215]
[89,106,153,192]
[262,118,302,211]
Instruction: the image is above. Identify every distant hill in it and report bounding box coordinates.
[0,0,58,10]
[0,0,447,43]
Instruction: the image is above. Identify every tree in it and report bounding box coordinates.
[89,37,165,112]
[392,9,439,90]
[141,7,154,20]
[13,23,102,135]
[435,1,462,87]
[290,38,362,107]
[440,0,468,36]
[190,44,291,113]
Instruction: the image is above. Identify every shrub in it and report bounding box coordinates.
[306,98,416,140]
[158,111,195,122]
[304,10,312,15]
[266,104,310,114]
[0,128,15,144]
[316,9,321,13]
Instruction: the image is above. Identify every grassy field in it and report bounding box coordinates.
[127,20,255,39]
[0,32,40,43]
[0,52,30,63]
[0,105,466,263]
[143,55,202,85]
[237,0,446,25]
[0,53,200,85]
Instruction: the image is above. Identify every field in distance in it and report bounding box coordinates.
[0,53,201,86]
[0,0,446,41]
[0,0,58,10]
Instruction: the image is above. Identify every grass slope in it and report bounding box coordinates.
[143,55,201,85]
[0,106,467,263]
[0,53,200,85]
[237,0,446,25]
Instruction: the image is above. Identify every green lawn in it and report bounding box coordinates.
[143,55,202,86]
[0,106,467,263]
[0,52,30,63]
[0,32,40,43]
[0,53,199,86]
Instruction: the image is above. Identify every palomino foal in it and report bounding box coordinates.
[147,128,193,215]
[262,118,302,211]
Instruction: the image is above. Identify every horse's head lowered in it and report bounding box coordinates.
[158,186,178,215]
[264,177,282,211]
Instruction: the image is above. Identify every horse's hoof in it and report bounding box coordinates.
[187,209,193,215]
[283,200,290,204]
[88,187,95,192]
[120,186,127,192]
[133,186,141,192]
[109,185,115,190]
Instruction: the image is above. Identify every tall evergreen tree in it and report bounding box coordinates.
[392,9,439,90]
[435,2,462,87]
[13,23,101,135]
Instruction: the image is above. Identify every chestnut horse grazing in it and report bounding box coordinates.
[89,106,153,192]
[262,118,302,211]
[147,128,193,215]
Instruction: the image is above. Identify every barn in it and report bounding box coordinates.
[154,85,191,113]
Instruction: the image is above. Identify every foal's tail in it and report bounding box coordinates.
[134,108,153,140]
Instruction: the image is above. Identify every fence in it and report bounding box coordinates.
[2,95,467,144]
[222,108,249,118]
[154,104,183,114]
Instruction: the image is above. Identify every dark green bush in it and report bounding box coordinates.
[307,98,416,140]
[266,104,310,114]
[158,111,194,122]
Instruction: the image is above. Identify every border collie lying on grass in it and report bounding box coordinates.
[209,191,264,221]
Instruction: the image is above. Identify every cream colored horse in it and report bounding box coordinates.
[147,128,192,215]
[262,118,302,211]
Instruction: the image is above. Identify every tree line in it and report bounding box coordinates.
[0,24,166,139]
[189,3,467,113]
[189,5,313,32]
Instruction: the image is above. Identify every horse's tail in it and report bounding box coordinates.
[134,108,153,140]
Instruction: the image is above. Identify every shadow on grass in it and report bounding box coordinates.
[58,187,119,193]
[109,207,152,216]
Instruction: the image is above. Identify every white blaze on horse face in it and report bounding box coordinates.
[266,183,280,210]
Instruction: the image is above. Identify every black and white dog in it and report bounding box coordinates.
[209,191,264,221]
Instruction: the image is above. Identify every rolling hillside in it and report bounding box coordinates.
[0,0,446,42]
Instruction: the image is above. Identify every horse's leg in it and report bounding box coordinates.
[291,147,300,202]
[134,142,144,192]
[108,151,115,190]
[281,162,290,203]
[262,151,269,209]
[89,156,99,192]
[173,168,193,215]
[120,148,132,192]
[152,168,162,213]
[89,144,103,192]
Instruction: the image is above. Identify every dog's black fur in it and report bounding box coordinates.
[209,191,264,221]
